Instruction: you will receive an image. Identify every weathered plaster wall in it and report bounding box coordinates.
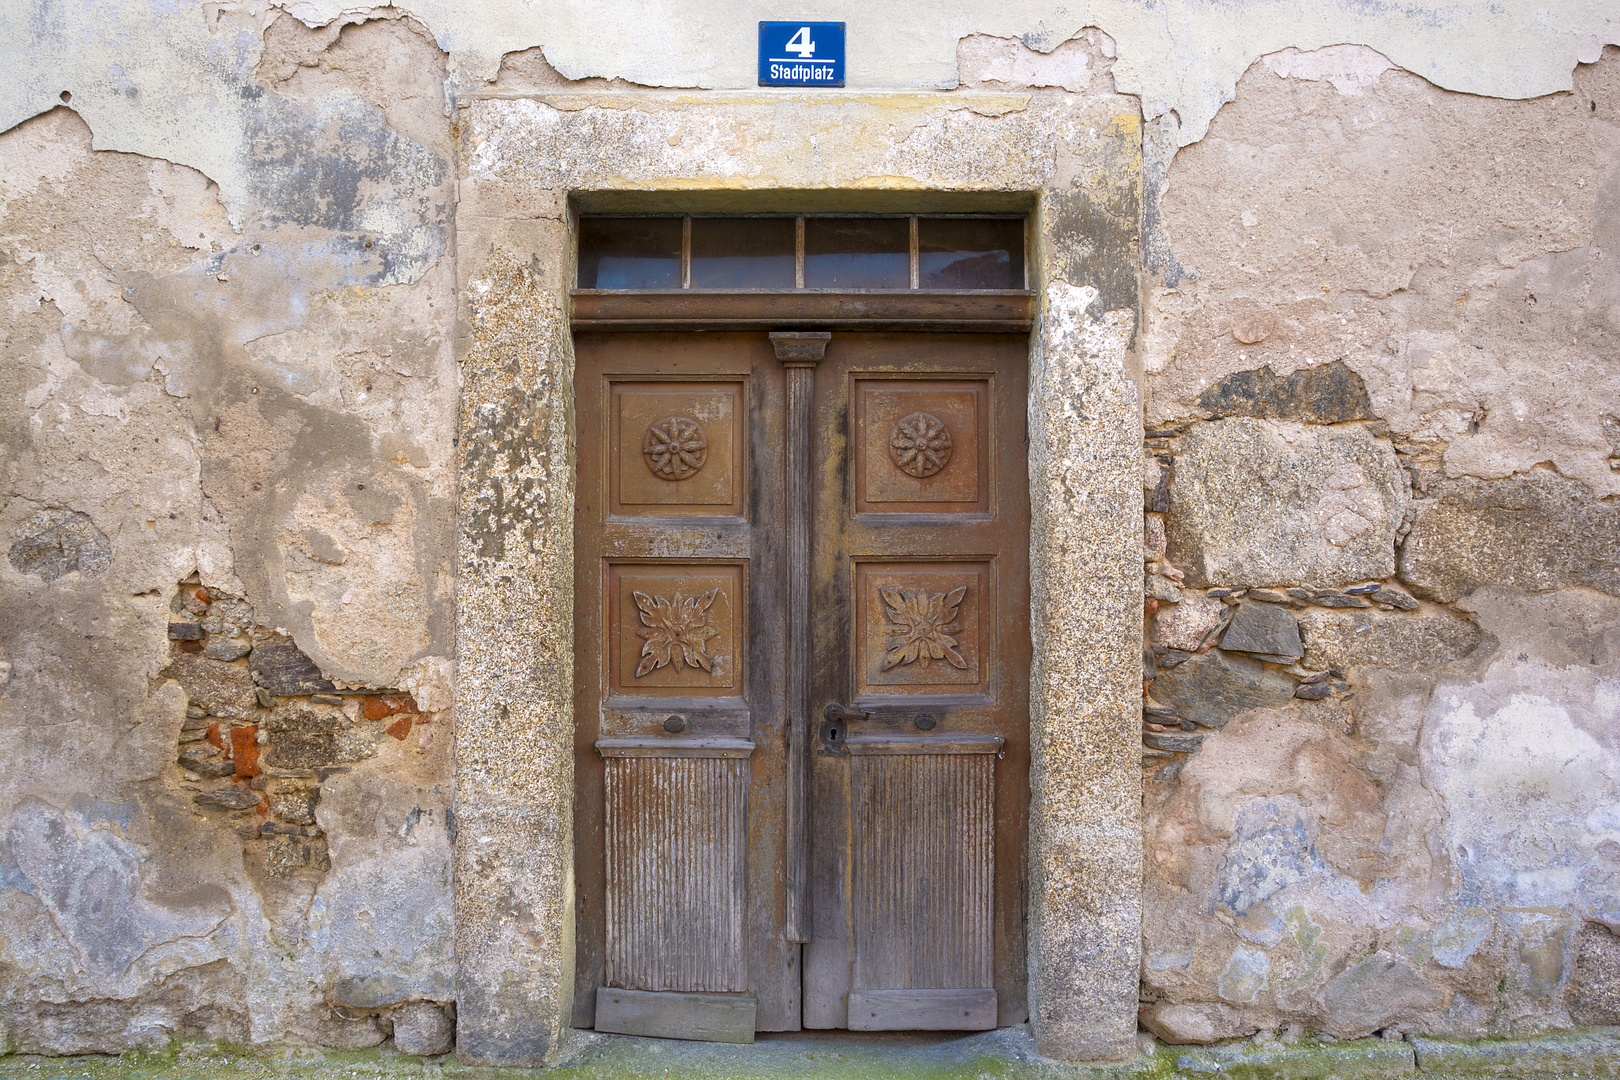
[0,15,458,1057]
[2,0,1619,1063]
[1139,45,1620,1045]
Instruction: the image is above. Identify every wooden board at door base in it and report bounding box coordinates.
[847,989,998,1031]
[595,988,758,1044]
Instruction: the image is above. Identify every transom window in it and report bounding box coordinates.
[577,215,1027,291]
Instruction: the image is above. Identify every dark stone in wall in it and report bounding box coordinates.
[1148,650,1296,728]
[251,639,338,696]
[1220,601,1303,659]
[1398,470,1620,602]
[8,510,111,581]
[1197,361,1374,424]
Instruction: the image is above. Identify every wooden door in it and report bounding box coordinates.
[802,334,1030,1031]
[574,330,1028,1038]
[573,333,799,1040]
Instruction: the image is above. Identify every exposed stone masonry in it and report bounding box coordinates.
[1139,350,1619,1043]
[152,576,454,1054]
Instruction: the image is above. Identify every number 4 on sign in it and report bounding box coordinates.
[785,26,816,57]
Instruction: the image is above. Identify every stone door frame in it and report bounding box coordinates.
[452,89,1144,1065]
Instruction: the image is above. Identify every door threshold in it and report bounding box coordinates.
[559,1022,1060,1077]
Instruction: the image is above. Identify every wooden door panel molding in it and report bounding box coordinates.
[843,733,1003,755]
[602,751,751,992]
[851,753,995,996]
[853,375,992,516]
[608,562,743,696]
[854,560,993,698]
[600,702,751,740]
[610,379,746,517]
[596,737,756,758]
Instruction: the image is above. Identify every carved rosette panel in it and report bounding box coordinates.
[642,415,708,481]
[856,380,988,513]
[611,382,741,515]
[888,412,953,478]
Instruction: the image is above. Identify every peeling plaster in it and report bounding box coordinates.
[2,1,1616,223]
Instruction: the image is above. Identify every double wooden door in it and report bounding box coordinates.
[573,331,1029,1039]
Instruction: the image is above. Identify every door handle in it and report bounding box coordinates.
[819,704,868,756]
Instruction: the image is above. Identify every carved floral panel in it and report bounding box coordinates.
[610,564,741,694]
[854,561,990,696]
[855,378,989,514]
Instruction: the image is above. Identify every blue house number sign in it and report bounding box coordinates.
[759,22,845,87]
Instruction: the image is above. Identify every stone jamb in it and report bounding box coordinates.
[453,89,1144,1065]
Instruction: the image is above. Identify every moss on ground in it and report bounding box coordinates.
[1,1027,1617,1080]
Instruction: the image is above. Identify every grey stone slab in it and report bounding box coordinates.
[1398,471,1620,602]
[1197,360,1376,425]
[1409,1032,1620,1076]
[249,638,337,696]
[1149,650,1297,729]
[1298,609,1482,672]
[1175,1037,1416,1079]
[1220,601,1303,659]
[1166,418,1408,589]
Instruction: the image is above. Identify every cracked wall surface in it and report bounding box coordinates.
[1139,44,1620,1046]
[0,0,1617,1064]
[1,14,457,1058]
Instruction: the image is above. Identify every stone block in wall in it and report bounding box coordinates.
[262,705,348,769]
[1320,952,1444,1039]
[1149,650,1296,728]
[1570,921,1620,1026]
[1219,601,1303,660]
[1166,418,1408,588]
[1398,471,1620,603]
[161,652,259,721]
[393,1002,455,1057]
[1298,608,1482,672]
[1155,591,1227,652]
[1138,1001,1254,1044]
